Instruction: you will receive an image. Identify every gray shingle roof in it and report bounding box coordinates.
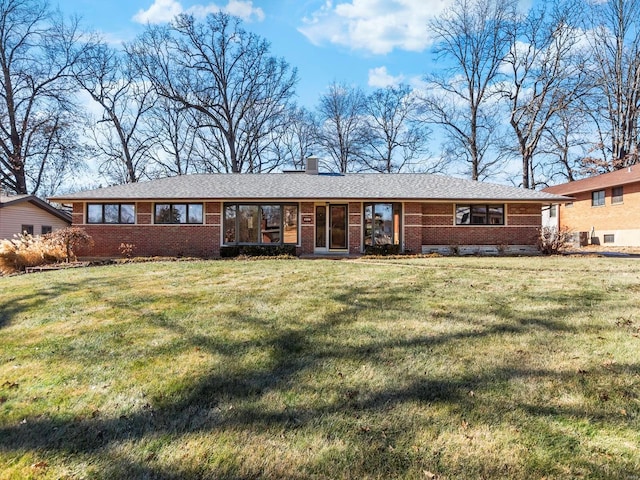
[50,173,569,203]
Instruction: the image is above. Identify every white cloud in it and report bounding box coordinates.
[368,66,404,87]
[223,0,265,21]
[132,0,265,24]
[76,90,106,120]
[299,0,449,55]
[133,0,183,24]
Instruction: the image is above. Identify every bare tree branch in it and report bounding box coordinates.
[421,0,516,180]
[127,12,297,173]
[315,82,368,173]
[0,0,91,194]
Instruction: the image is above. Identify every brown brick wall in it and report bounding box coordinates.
[299,202,315,255]
[137,202,152,224]
[348,202,361,254]
[508,215,541,226]
[404,202,423,253]
[73,201,221,257]
[422,226,539,246]
[205,202,221,225]
[559,182,640,232]
[77,225,219,257]
[423,203,452,216]
[421,202,541,246]
[72,202,84,225]
[508,204,541,215]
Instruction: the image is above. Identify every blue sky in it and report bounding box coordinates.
[55,0,455,109]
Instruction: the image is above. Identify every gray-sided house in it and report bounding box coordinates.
[0,194,71,240]
[49,164,568,258]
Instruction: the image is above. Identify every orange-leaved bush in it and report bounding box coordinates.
[0,227,93,274]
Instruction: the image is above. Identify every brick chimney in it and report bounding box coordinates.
[306,156,319,175]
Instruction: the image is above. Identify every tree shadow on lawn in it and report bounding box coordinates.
[0,281,636,478]
[0,278,100,331]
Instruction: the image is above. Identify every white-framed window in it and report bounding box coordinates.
[612,186,623,204]
[88,204,135,224]
[456,204,505,225]
[591,190,605,207]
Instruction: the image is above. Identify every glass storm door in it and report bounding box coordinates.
[315,205,327,250]
[315,204,348,252]
[329,205,348,249]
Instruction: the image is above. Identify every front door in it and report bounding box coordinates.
[315,204,348,252]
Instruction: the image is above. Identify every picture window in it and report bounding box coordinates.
[154,204,203,224]
[456,204,504,225]
[223,203,298,245]
[364,203,402,247]
[88,204,135,224]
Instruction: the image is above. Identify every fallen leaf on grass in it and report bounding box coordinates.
[31,461,48,469]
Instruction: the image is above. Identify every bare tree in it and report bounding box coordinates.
[422,0,516,180]
[146,97,200,177]
[0,0,89,194]
[501,0,589,188]
[265,105,318,171]
[316,82,369,173]
[127,12,297,173]
[75,43,158,184]
[539,106,591,183]
[363,85,432,173]
[587,0,640,169]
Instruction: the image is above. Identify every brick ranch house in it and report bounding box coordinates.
[50,167,567,258]
[543,166,640,247]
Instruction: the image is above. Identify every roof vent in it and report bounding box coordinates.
[306,156,319,175]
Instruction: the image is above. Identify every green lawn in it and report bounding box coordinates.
[0,256,639,479]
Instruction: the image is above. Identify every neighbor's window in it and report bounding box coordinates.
[549,205,557,218]
[456,204,504,225]
[364,203,402,246]
[603,234,615,244]
[612,186,623,204]
[591,190,605,206]
[155,203,203,224]
[87,204,135,224]
[21,224,34,235]
[41,225,52,235]
[223,203,298,245]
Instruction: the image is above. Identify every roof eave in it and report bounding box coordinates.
[2,195,71,223]
[49,195,571,203]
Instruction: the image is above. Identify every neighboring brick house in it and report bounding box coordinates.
[50,165,567,258]
[543,166,640,247]
[0,194,71,240]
